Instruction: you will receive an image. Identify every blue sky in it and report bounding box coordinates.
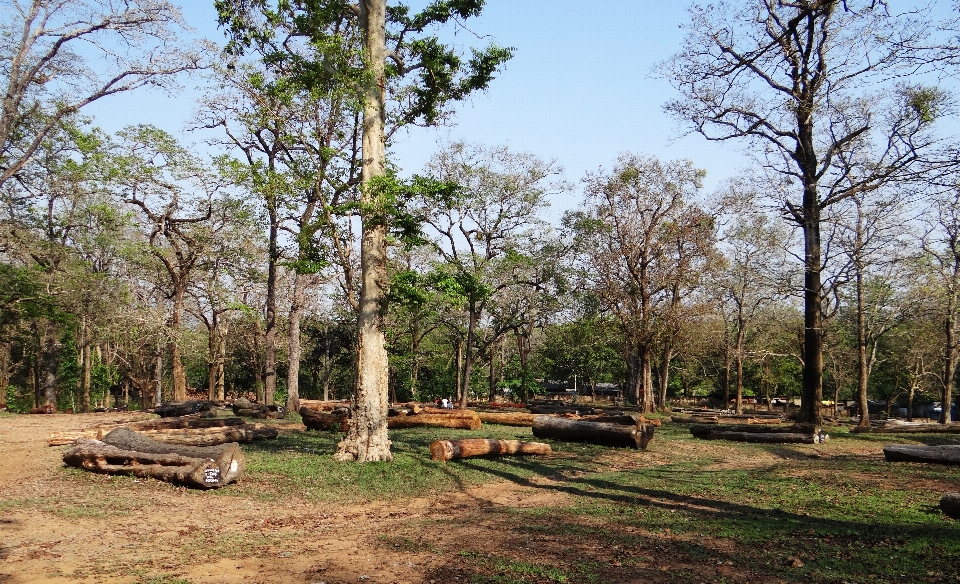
[80,1,765,215]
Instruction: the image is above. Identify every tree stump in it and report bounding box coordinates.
[62,427,245,489]
[430,439,552,461]
[531,415,655,449]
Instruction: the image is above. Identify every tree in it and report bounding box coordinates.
[662,0,945,425]
[0,0,200,188]
[422,142,558,407]
[216,0,511,461]
[569,154,715,413]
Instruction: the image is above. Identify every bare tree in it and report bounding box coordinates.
[0,0,201,188]
[662,0,945,424]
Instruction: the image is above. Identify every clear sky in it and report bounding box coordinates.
[79,1,762,216]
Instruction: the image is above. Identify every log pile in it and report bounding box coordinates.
[430,438,552,461]
[883,444,960,464]
[49,416,278,446]
[231,398,286,419]
[942,493,960,519]
[531,415,655,449]
[300,407,349,432]
[62,427,245,489]
[852,420,960,434]
[690,424,828,444]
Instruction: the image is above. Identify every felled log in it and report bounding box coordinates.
[300,407,349,431]
[48,417,275,447]
[853,420,960,434]
[690,424,828,444]
[388,411,481,430]
[231,399,286,419]
[153,401,218,418]
[298,399,350,411]
[528,405,596,415]
[671,414,782,425]
[62,427,245,489]
[476,412,541,426]
[531,415,655,449]
[883,444,960,464]
[942,493,960,518]
[430,439,552,461]
[29,405,54,414]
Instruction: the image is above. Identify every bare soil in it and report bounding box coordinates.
[2,413,951,584]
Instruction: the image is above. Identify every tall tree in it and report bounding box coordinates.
[662,0,945,425]
[569,154,714,412]
[0,0,200,188]
[216,0,512,461]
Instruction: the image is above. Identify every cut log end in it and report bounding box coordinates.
[942,492,960,519]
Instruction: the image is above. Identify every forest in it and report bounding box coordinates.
[5,0,960,457]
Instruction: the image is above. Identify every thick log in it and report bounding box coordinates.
[62,427,245,489]
[690,424,827,444]
[528,405,596,415]
[883,444,960,464]
[48,417,271,446]
[942,493,960,518]
[153,401,218,418]
[854,421,960,434]
[29,405,54,414]
[671,415,782,425]
[430,439,552,461]
[476,412,541,426]
[531,415,655,449]
[298,399,350,412]
[300,407,349,431]
[126,417,246,431]
[388,412,481,430]
[133,424,278,446]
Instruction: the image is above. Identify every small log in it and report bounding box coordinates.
[430,439,552,461]
[388,412,481,430]
[300,407,349,431]
[531,415,655,449]
[62,427,245,489]
[941,493,960,518]
[476,412,540,426]
[883,444,960,464]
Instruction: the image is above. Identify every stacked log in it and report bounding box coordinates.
[531,415,656,449]
[942,493,960,518]
[387,410,481,430]
[300,407,349,432]
[49,417,277,447]
[852,420,960,434]
[690,424,828,444]
[430,439,552,461]
[62,427,245,489]
[883,444,960,464]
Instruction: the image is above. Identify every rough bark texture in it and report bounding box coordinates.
[690,424,828,444]
[430,439,551,461]
[852,421,960,434]
[531,416,655,449]
[49,417,275,446]
[476,412,540,426]
[62,427,245,489]
[286,272,305,414]
[883,444,960,465]
[333,0,392,462]
[300,407,349,432]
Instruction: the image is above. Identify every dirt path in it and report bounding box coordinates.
[0,413,564,584]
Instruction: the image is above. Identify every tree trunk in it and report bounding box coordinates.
[430,439,551,461]
[531,416,655,449]
[287,273,305,413]
[81,331,92,414]
[798,175,824,427]
[334,0,392,462]
[657,342,672,411]
[461,306,477,408]
[883,444,960,465]
[63,427,245,488]
[170,288,188,401]
[40,320,59,408]
[639,346,655,414]
[942,310,957,424]
[264,211,278,406]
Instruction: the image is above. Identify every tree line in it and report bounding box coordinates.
[4,0,960,461]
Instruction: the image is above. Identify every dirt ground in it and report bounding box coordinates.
[0,413,581,584]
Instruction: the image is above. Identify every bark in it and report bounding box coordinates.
[852,420,960,434]
[334,0,392,462]
[657,342,673,412]
[170,288,187,401]
[531,416,656,449]
[942,309,957,424]
[883,444,960,465]
[63,427,245,488]
[81,322,91,413]
[690,424,827,444]
[461,306,478,408]
[264,206,278,406]
[300,407,349,432]
[286,272,305,413]
[40,320,58,408]
[430,439,551,461]
[476,412,540,426]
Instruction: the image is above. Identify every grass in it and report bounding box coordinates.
[44,415,960,583]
